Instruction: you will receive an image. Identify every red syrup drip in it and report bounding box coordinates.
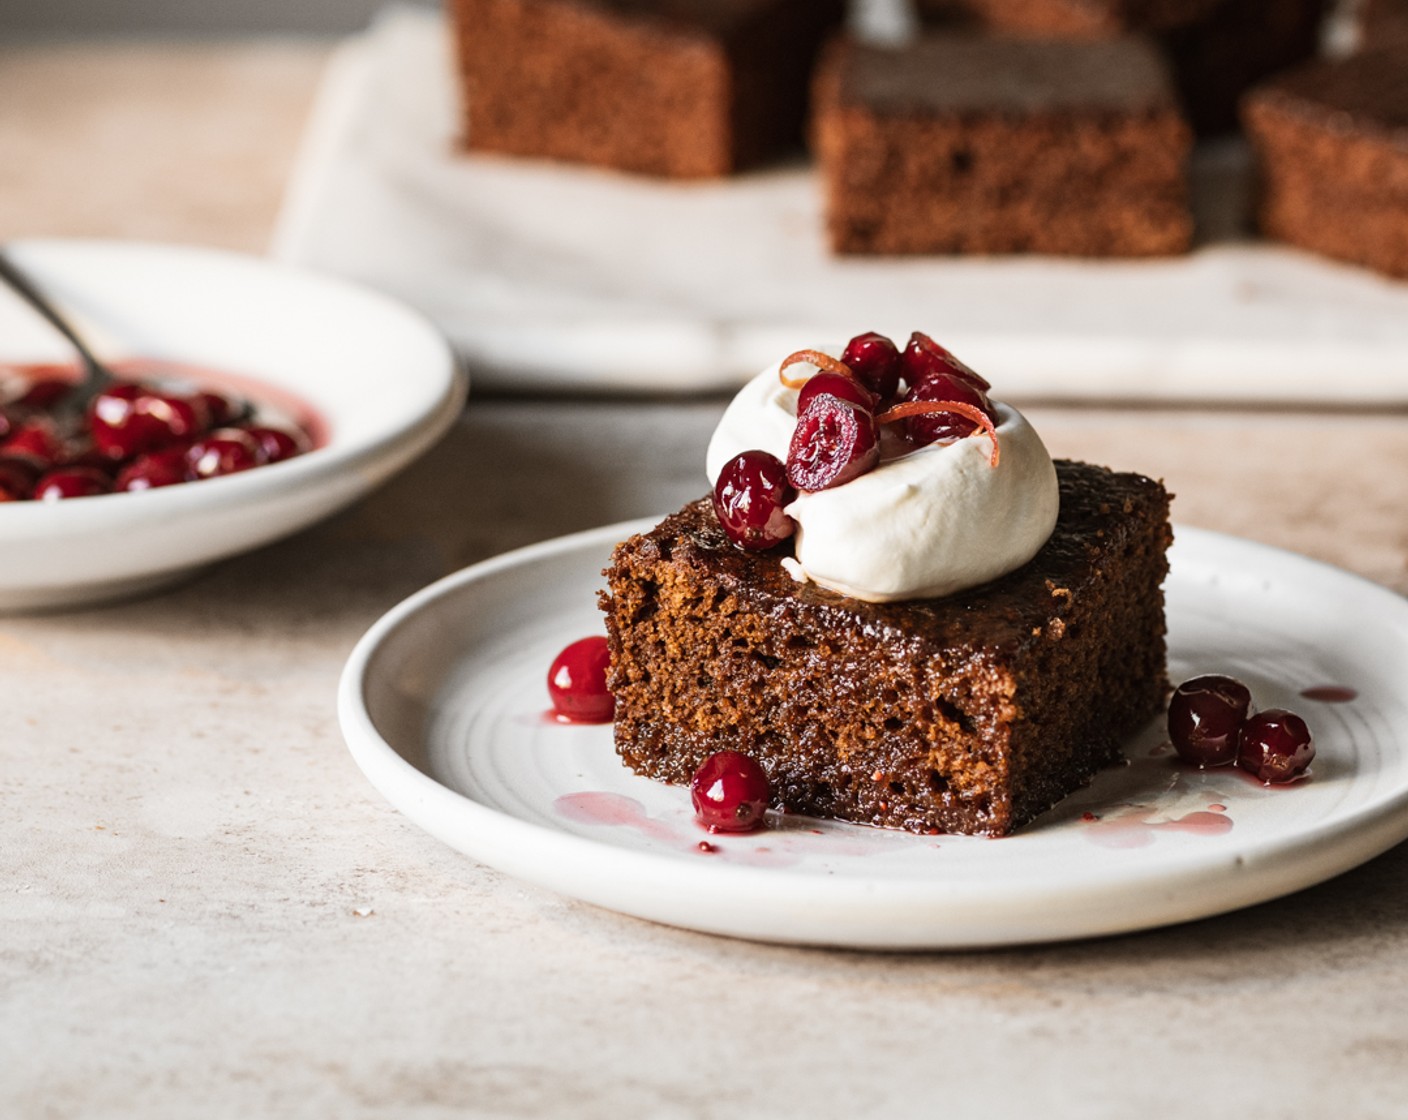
[553,792,680,846]
[1083,806,1235,849]
[697,841,718,854]
[1300,685,1358,703]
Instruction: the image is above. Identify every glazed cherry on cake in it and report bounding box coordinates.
[786,394,879,492]
[713,330,1003,552]
[690,750,771,833]
[547,635,615,724]
[712,449,797,551]
[0,364,313,501]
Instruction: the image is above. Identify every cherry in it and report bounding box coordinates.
[15,375,76,411]
[196,390,240,427]
[691,751,771,833]
[33,466,111,501]
[1237,709,1315,784]
[547,635,614,723]
[1,418,65,467]
[840,331,901,404]
[786,395,879,492]
[88,383,166,460]
[713,450,796,551]
[143,392,207,446]
[900,332,991,393]
[244,424,310,464]
[1168,675,1252,767]
[901,372,995,447]
[186,428,267,479]
[795,371,876,415]
[114,447,192,492]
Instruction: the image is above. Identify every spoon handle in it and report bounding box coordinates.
[0,248,114,399]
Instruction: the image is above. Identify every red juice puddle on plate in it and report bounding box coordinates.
[1082,805,1235,849]
[554,792,680,846]
[1300,685,1357,703]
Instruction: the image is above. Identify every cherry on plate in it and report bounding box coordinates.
[547,635,614,724]
[186,428,267,479]
[115,447,193,492]
[33,467,111,501]
[1168,674,1252,767]
[691,750,771,834]
[88,383,167,460]
[244,425,311,464]
[712,450,796,551]
[1237,709,1315,784]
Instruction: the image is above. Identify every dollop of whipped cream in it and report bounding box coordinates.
[705,353,1060,602]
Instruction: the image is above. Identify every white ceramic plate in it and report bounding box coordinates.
[0,239,465,610]
[339,520,1408,949]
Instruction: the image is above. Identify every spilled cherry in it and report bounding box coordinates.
[547,635,614,724]
[691,750,771,833]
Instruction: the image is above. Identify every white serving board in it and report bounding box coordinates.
[273,6,1408,400]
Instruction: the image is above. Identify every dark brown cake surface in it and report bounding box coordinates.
[916,0,1222,37]
[450,0,845,178]
[837,35,1179,114]
[917,0,1328,135]
[601,461,1173,837]
[1243,49,1408,278]
[812,35,1193,256]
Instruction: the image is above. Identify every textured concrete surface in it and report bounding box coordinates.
[4,42,1408,1120]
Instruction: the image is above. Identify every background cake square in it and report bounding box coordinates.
[811,34,1194,256]
[450,0,846,178]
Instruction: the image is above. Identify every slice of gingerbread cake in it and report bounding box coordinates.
[601,333,1173,837]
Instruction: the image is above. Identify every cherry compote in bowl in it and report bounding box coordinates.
[0,240,465,611]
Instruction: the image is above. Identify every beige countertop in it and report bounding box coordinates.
[4,40,1408,1120]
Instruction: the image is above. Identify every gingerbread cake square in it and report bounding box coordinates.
[1243,49,1408,279]
[601,461,1172,837]
[449,0,846,178]
[812,35,1194,256]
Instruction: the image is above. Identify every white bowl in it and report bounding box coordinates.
[0,239,465,611]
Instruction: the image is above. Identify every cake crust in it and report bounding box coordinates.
[601,460,1173,837]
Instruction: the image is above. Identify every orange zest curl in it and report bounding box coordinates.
[777,349,855,390]
[874,400,1001,468]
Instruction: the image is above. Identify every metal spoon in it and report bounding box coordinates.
[0,247,116,417]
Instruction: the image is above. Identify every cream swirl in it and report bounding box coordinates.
[705,355,1060,602]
